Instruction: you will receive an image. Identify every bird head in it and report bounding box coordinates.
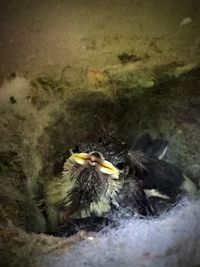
[44,138,130,231]
[61,140,129,217]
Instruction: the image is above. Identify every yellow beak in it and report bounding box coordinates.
[70,152,119,179]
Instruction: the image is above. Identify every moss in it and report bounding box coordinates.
[0,151,46,233]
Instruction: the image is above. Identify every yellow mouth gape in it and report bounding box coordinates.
[70,152,120,179]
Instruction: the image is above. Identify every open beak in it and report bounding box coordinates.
[70,152,119,179]
[97,159,119,179]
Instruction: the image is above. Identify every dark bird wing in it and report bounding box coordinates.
[129,133,184,199]
[127,148,184,202]
[138,159,185,199]
[128,133,196,214]
[126,133,187,214]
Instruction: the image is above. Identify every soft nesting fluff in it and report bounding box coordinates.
[46,196,200,267]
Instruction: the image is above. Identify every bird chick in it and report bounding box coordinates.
[44,140,128,231]
[127,133,197,214]
[44,134,197,233]
[44,137,153,232]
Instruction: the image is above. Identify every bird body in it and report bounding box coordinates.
[44,134,197,232]
[44,147,124,231]
[127,134,197,214]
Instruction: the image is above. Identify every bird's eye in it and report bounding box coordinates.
[98,136,103,143]
[72,145,80,153]
[116,162,125,170]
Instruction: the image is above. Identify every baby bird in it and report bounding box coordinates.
[44,134,197,233]
[123,133,197,214]
[44,139,128,231]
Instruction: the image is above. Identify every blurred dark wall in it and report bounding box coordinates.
[0,0,200,79]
